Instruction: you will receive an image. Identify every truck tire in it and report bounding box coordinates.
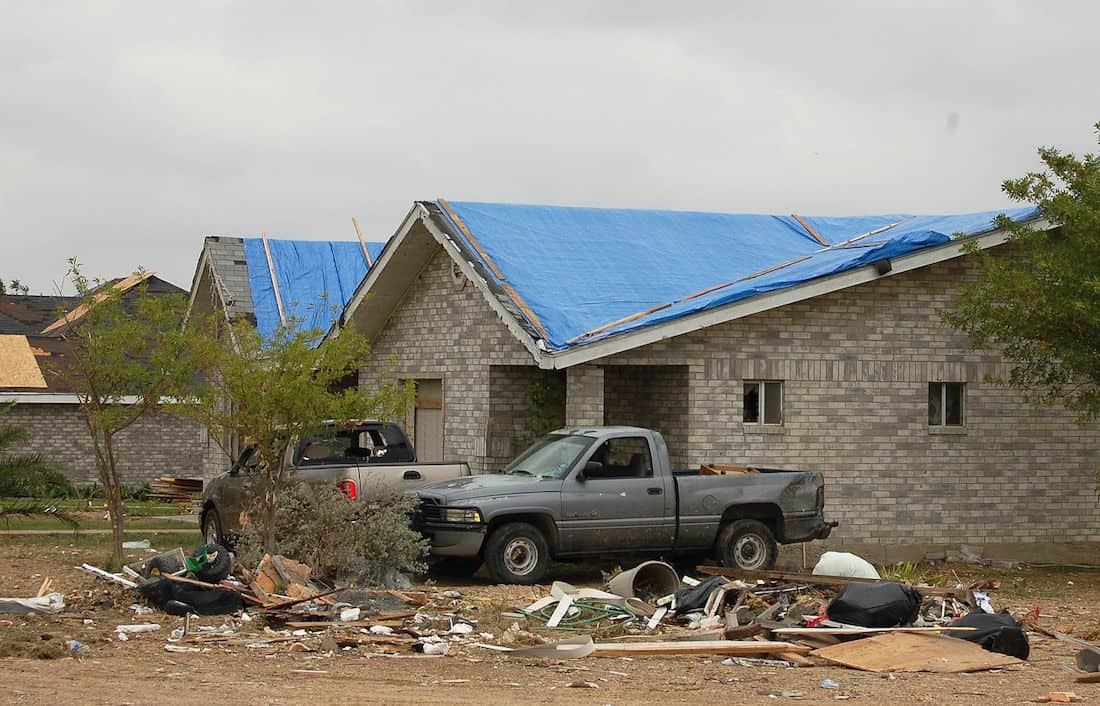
[484,522,550,585]
[717,519,778,571]
[201,508,226,547]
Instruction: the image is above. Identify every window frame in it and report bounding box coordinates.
[928,381,966,428]
[743,380,784,426]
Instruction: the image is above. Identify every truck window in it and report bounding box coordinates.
[505,434,594,478]
[587,437,653,479]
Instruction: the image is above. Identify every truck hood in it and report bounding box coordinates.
[415,473,559,503]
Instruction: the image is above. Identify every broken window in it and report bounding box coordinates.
[928,382,965,427]
[743,381,783,425]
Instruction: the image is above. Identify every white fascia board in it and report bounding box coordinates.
[0,392,141,404]
[540,220,1050,369]
[417,210,546,362]
[329,204,424,342]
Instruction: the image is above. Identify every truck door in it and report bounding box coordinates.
[558,435,675,553]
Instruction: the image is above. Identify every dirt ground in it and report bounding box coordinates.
[2,537,1100,705]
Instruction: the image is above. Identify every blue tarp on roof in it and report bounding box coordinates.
[242,238,385,341]
[437,201,1040,350]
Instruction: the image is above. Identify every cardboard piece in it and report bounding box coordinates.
[811,631,1022,673]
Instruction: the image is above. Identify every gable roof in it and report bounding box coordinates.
[337,200,1046,369]
[0,335,48,388]
[0,294,81,335]
[187,235,386,343]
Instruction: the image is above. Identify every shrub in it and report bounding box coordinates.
[235,483,427,584]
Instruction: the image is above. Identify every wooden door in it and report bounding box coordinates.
[414,379,444,462]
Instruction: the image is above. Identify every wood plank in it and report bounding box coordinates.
[696,565,973,599]
[774,626,976,636]
[811,632,1022,673]
[352,216,373,267]
[590,640,811,657]
[261,232,287,327]
[791,214,829,246]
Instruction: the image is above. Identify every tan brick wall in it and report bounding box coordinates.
[595,257,1100,549]
[357,245,534,473]
[5,403,226,486]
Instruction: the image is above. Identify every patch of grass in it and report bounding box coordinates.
[0,516,193,531]
[0,497,191,517]
[0,531,205,553]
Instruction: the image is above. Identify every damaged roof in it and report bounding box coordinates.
[430,200,1042,351]
[338,200,1045,369]
[188,235,386,343]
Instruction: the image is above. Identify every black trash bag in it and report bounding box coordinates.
[826,582,922,628]
[138,577,243,616]
[948,611,1029,660]
[674,576,728,614]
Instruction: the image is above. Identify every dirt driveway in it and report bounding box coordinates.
[2,536,1099,705]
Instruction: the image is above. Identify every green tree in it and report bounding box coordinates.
[51,261,190,563]
[0,279,30,295]
[174,314,411,554]
[945,121,1100,422]
[0,401,72,497]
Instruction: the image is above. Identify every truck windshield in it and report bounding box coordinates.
[504,434,594,479]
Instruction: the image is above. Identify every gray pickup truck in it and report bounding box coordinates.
[413,426,835,584]
[201,420,470,546]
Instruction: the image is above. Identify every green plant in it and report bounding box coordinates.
[880,560,923,583]
[171,309,411,553]
[234,483,427,583]
[517,374,566,450]
[0,401,73,498]
[945,121,1100,423]
[48,261,191,564]
[119,483,151,501]
[0,500,79,530]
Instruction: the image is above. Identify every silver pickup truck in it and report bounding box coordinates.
[200,420,470,546]
[413,426,835,584]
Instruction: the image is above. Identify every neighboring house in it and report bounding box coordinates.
[338,199,1099,563]
[185,235,386,469]
[0,274,223,487]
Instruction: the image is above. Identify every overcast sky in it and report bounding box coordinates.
[2,1,1099,294]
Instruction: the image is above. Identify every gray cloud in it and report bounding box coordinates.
[2,0,1098,293]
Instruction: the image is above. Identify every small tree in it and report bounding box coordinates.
[945,121,1100,422]
[175,315,410,554]
[51,261,190,563]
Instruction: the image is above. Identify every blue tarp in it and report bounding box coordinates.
[438,202,1040,350]
[242,238,385,341]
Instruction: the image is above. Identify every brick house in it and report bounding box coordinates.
[338,200,1099,563]
[184,234,386,471]
[0,274,223,487]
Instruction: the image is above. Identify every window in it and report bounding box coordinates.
[929,382,965,427]
[744,381,783,425]
[586,437,653,479]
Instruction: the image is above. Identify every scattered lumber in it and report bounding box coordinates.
[147,477,203,505]
[590,639,811,657]
[811,631,1022,673]
[696,565,974,599]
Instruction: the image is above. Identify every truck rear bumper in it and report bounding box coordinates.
[782,512,838,543]
[418,524,487,558]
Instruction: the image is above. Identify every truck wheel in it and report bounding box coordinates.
[429,557,483,579]
[201,508,225,547]
[717,519,778,571]
[484,523,549,585]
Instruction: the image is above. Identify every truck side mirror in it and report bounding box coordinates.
[579,460,603,480]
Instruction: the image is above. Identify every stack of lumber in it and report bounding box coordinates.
[148,476,203,505]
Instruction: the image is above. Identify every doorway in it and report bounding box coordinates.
[413,379,444,462]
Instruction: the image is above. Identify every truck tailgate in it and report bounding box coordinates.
[358,462,471,494]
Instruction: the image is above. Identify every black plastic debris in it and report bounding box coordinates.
[138,578,243,616]
[948,611,1030,660]
[826,582,922,628]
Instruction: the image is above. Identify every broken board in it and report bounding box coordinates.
[811,631,1022,673]
[591,640,810,657]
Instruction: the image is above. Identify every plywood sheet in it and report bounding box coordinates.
[811,631,1022,673]
[0,335,47,388]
